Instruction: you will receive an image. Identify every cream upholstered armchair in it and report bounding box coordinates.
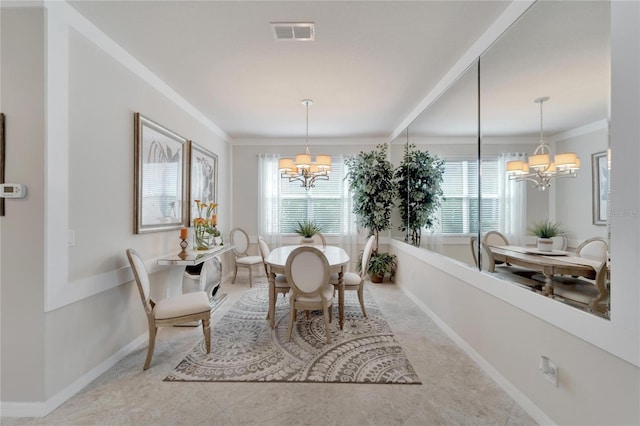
[126,249,211,370]
[230,227,263,287]
[285,246,334,344]
[330,235,375,317]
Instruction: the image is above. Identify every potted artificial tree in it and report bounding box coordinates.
[345,144,397,283]
[395,143,445,246]
[528,220,565,252]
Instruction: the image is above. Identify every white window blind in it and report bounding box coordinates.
[440,156,519,236]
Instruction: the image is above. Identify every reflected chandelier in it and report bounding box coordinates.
[278,99,331,190]
[506,97,580,191]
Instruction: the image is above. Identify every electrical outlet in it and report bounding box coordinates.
[539,355,558,387]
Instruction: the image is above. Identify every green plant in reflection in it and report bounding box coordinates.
[395,144,444,247]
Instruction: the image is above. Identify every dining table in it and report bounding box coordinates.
[264,245,350,330]
[486,245,601,296]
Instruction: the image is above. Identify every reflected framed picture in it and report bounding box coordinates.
[188,142,218,225]
[1,113,5,216]
[133,113,188,234]
[592,150,609,226]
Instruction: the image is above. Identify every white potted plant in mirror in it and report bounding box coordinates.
[293,220,322,245]
[528,220,565,252]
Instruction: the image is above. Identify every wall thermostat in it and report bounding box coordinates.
[0,183,27,198]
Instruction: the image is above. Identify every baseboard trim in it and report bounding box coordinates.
[398,283,556,426]
[1,333,147,418]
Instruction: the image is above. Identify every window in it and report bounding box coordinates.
[259,155,354,236]
[439,155,524,239]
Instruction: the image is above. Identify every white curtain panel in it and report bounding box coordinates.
[258,154,282,248]
[498,152,527,245]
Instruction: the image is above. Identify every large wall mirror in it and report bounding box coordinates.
[391,0,611,319]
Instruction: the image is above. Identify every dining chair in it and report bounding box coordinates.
[480,242,542,290]
[285,246,334,344]
[257,237,290,299]
[299,232,327,249]
[329,235,375,317]
[230,227,263,287]
[126,249,211,370]
[552,237,609,313]
[470,236,479,267]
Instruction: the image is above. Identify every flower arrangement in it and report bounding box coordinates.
[193,200,221,250]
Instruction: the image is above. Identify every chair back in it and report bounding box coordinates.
[230,227,250,256]
[126,249,153,315]
[285,246,330,297]
[470,236,479,267]
[479,241,496,272]
[577,237,608,262]
[360,235,376,278]
[552,235,568,251]
[257,237,271,275]
[483,230,509,247]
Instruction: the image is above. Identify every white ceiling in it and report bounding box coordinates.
[67,1,610,142]
[67,0,511,140]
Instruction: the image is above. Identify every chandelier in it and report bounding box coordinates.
[278,99,331,190]
[506,96,580,190]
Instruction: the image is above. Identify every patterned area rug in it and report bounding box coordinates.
[165,285,421,384]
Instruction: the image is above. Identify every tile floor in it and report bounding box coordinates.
[2,277,537,426]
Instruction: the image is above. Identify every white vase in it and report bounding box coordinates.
[537,238,553,252]
[300,237,314,246]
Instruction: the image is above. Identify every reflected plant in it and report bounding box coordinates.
[395,144,444,246]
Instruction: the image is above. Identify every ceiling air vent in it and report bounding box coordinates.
[270,22,315,41]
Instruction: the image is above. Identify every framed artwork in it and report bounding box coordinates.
[134,113,188,233]
[0,113,4,216]
[188,142,218,225]
[592,150,609,226]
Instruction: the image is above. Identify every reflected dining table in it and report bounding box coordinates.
[486,245,599,296]
[264,245,350,330]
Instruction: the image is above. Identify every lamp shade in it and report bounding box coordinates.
[529,153,550,169]
[316,154,331,170]
[555,152,578,169]
[295,153,311,168]
[507,160,527,175]
[279,158,294,172]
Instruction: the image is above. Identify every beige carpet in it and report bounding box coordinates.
[165,285,421,384]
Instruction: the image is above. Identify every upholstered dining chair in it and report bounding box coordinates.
[329,235,375,317]
[257,237,290,299]
[126,249,211,370]
[299,232,327,248]
[470,235,479,267]
[230,227,263,287]
[285,246,334,344]
[552,237,609,313]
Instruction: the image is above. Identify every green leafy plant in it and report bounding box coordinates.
[293,220,322,238]
[345,144,396,253]
[528,220,565,239]
[367,252,397,283]
[395,144,445,246]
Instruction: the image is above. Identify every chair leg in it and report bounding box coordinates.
[358,285,367,318]
[143,326,157,370]
[232,264,238,284]
[202,317,211,353]
[248,266,253,288]
[322,301,331,344]
[287,301,295,342]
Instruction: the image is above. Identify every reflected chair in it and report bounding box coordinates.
[230,227,263,287]
[470,236,479,267]
[285,246,334,344]
[483,230,538,280]
[258,237,290,299]
[479,242,542,290]
[552,237,609,314]
[329,235,375,317]
[126,249,211,370]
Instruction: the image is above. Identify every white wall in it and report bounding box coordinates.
[1,3,233,412]
[0,7,47,403]
[555,124,608,245]
[389,2,640,424]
